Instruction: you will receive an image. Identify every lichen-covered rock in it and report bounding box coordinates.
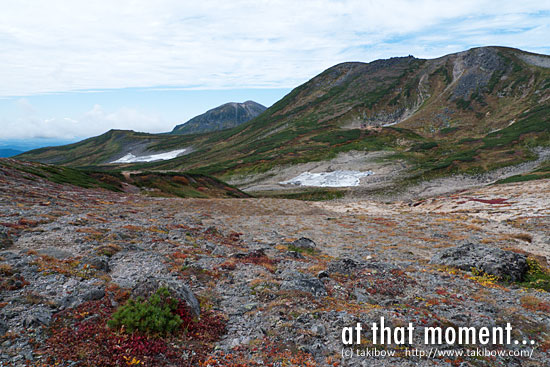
[81,255,110,273]
[0,228,13,249]
[82,288,105,301]
[285,250,305,259]
[23,308,52,328]
[0,319,7,335]
[280,271,326,297]
[327,258,362,275]
[290,237,316,250]
[36,247,72,259]
[430,242,528,281]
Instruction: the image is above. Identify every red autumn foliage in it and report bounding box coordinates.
[239,249,277,270]
[218,260,237,270]
[229,232,243,242]
[468,197,508,204]
[199,340,317,367]
[361,269,415,297]
[39,296,226,366]
[216,250,277,272]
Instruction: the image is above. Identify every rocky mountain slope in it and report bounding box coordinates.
[171,100,266,135]
[16,47,550,195]
[2,152,550,366]
[0,159,248,199]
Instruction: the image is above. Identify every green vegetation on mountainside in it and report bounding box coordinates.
[0,159,249,199]
[16,46,550,185]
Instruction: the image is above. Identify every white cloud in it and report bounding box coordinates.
[0,0,549,97]
[0,101,166,139]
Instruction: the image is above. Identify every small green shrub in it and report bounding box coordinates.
[410,141,438,151]
[257,189,345,201]
[440,126,459,134]
[287,244,315,255]
[496,173,550,184]
[455,98,472,111]
[107,287,182,335]
[519,258,550,292]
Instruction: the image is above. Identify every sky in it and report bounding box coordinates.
[1,0,550,148]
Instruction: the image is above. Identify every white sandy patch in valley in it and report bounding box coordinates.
[110,149,187,163]
[313,200,399,216]
[406,178,550,221]
[280,170,374,187]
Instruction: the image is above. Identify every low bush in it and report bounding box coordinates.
[520,258,550,292]
[107,287,182,335]
[42,290,227,366]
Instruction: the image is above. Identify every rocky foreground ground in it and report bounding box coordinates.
[1,162,550,366]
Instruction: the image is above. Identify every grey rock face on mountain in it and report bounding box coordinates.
[450,47,507,100]
[430,242,528,281]
[171,100,266,135]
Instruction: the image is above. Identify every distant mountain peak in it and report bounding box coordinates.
[171,100,267,135]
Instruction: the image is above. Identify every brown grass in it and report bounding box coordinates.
[521,295,550,313]
[507,233,533,243]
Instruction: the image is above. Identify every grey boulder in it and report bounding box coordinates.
[328,258,363,275]
[290,237,316,250]
[0,228,13,249]
[82,255,110,273]
[23,308,52,328]
[281,271,327,297]
[430,243,528,281]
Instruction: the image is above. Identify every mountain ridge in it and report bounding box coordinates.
[16,46,550,194]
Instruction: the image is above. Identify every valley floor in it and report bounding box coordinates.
[1,163,550,366]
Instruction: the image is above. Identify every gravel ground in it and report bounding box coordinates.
[1,161,550,366]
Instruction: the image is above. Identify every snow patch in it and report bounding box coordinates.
[110,149,187,163]
[280,170,374,187]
